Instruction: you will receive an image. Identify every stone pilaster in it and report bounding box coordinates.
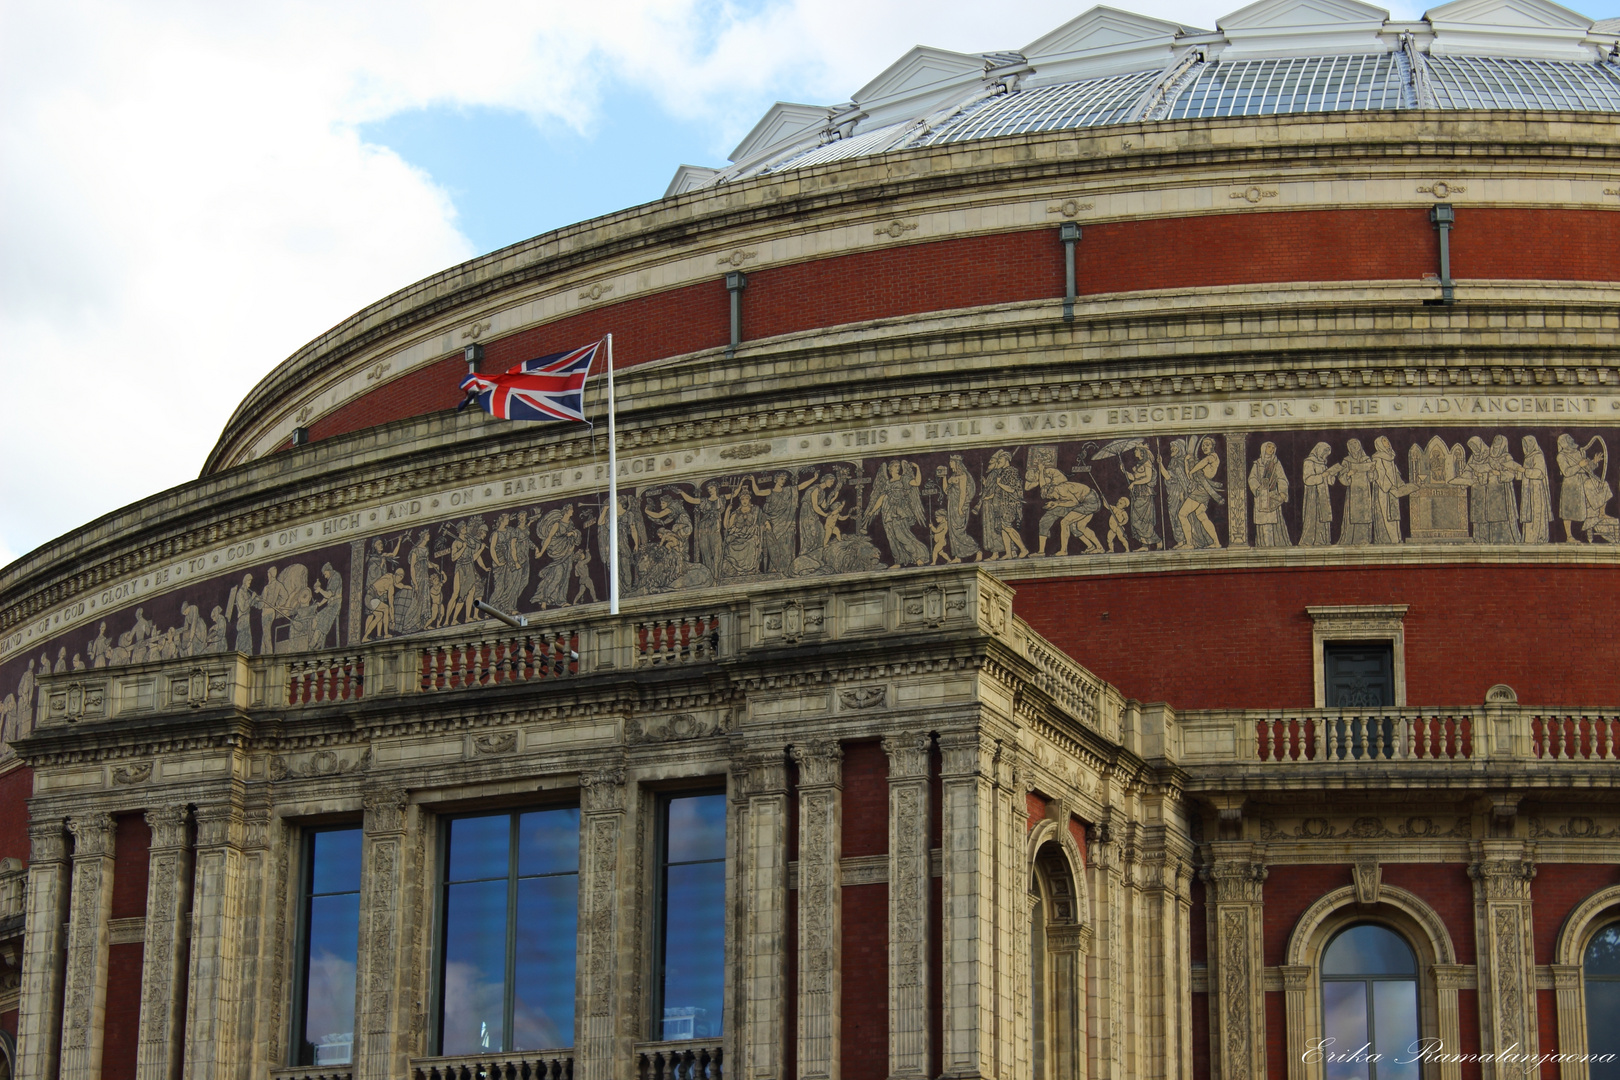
[1432,965,1468,1080]
[794,741,843,1080]
[577,767,625,1080]
[1469,844,1539,1080]
[938,731,999,1080]
[16,820,70,1080]
[1001,758,1027,1080]
[1205,845,1267,1080]
[883,731,932,1080]
[236,809,274,1080]
[137,805,191,1080]
[59,813,117,1080]
[734,750,789,1080]
[1281,966,1311,1080]
[183,802,246,1080]
[1145,844,1193,1080]
[1047,924,1093,1080]
[356,789,413,1080]
[1088,816,1127,1080]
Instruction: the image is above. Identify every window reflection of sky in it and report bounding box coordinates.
[301,829,362,1067]
[441,809,578,1055]
[1590,924,1620,1080]
[661,793,726,1040]
[1323,981,1371,1080]
[1322,924,1420,1080]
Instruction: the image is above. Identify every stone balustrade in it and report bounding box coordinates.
[410,1050,573,1080]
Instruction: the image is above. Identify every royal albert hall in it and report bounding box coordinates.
[3,2,1620,1079]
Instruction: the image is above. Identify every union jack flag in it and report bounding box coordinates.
[459,340,600,422]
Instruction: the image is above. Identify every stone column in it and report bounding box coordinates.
[577,766,626,1080]
[1469,844,1539,1080]
[1001,760,1027,1080]
[183,803,246,1080]
[137,805,192,1080]
[1281,966,1311,1080]
[356,789,414,1080]
[16,820,70,1080]
[59,813,117,1080]
[1550,965,1585,1080]
[734,750,788,1080]
[1431,965,1466,1080]
[1088,815,1127,1080]
[235,809,274,1080]
[1048,924,1093,1080]
[794,741,843,1080]
[1144,846,1193,1080]
[938,731,999,1080]
[1205,844,1267,1080]
[883,731,932,1080]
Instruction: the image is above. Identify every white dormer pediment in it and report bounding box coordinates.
[1424,0,1595,58]
[1218,0,1391,55]
[728,102,831,164]
[1021,6,1190,82]
[664,165,720,198]
[852,46,987,125]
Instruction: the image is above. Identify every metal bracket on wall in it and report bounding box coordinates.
[1060,222,1080,321]
[725,271,748,357]
[1429,203,1455,305]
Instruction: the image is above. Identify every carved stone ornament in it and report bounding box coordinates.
[1256,814,1471,840]
[111,761,154,786]
[628,712,726,743]
[28,820,69,863]
[49,681,107,724]
[1484,683,1518,703]
[1529,815,1620,839]
[1352,859,1382,905]
[66,813,117,857]
[471,730,518,756]
[1230,186,1278,204]
[1416,181,1465,198]
[461,319,491,340]
[718,442,772,460]
[194,804,244,848]
[269,746,372,780]
[362,788,409,835]
[761,597,825,644]
[1469,856,1537,900]
[731,748,789,795]
[1205,858,1268,904]
[716,249,757,267]
[577,282,614,302]
[874,219,919,239]
[1047,198,1095,217]
[838,685,886,710]
[938,731,998,778]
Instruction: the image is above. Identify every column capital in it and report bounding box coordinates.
[66,813,117,858]
[580,766,627,813]
[881,731,931,779]
[29,819,69,863]
[792,740,843,789]
[144,805,190,850]
[1468,855,1536,901]
[362,788,409,835]
[193,803,244,848]
[732,749,788,796]
[937,730,998,778]
[1203,853,1268,905]
[1431,963,1470,990]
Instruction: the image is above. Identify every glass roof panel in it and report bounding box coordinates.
[1426,56,1620,111]
[1168,54,1407,118]
[920,69,1164,144]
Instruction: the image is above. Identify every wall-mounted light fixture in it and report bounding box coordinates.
[464,343,484,373]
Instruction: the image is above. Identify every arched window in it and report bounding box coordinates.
[1027,834,1085,1080]
[1321,924,1421,1080]
[1587,922,1620,1080]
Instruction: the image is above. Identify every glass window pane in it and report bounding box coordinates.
[1322,981,1370,1080]
[449,815,512,882]
[302,892,359,1066]
[1588,980,1620,1080]
[1372,980,1420,1080]
[1586,923,1620,976]
[666,794,727,864]
[1323,925,1416,975]
[310,830,363,895]
[512,875,579,1049]
[441,879,510,1055]
[518,808,580,878]
[661,861,726,1039]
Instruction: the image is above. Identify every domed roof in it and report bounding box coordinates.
[667,0,1620,194]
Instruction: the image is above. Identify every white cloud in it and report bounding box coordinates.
[0,0,1423,566]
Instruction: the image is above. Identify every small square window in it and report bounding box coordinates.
[1323,642,1395,709]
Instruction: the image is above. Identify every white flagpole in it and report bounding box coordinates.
[605,334,620,615]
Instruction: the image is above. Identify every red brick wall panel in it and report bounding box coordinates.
[299,208,1620,444]
[1013,566,1620,710]
[1027,791,1049,830]
[841,882,889,1080]
[1380,863,1476,965]
[1266,991,1287,1080]
[841,740,888,859]
[1537,988,1560,1080]
[0,768,31,863]
[1457,989,1482,1080]
[1190,876,1207,963]
[1264,864,1353,966]
[110,813,151,920]
[1192,992,1211,1080]
[1068,817,1087,866]
[102,942,144,1080]
[1531,864,1620,964]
